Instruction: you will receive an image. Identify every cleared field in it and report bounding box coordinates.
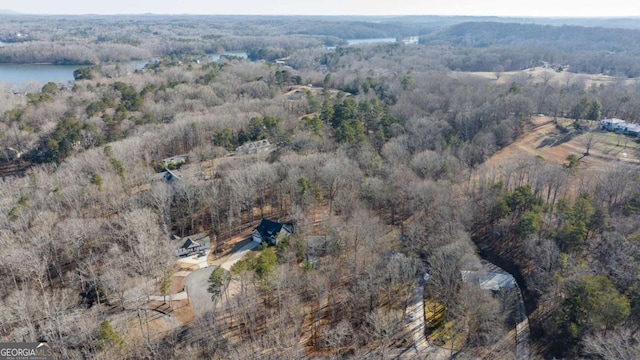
[455,66,640,88]
[481,116,640,173]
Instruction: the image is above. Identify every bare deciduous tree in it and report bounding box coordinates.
[578,124,602,156]
[582,327,640,360]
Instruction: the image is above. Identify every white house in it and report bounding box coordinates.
[234,140,270,155]
[401,36,419,45]
[623,123,640,136]
[599,118,640,137]
[461,270,516,291]
[599,118,626,131]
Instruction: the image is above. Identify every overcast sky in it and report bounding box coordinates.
[2,0,640,17]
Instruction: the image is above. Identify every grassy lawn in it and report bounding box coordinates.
[555,118,640,159]
[597,131,640,152]
[424,299,445,330]
[424,299,466,351]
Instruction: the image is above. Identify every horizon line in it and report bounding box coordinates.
[1,12,640,19]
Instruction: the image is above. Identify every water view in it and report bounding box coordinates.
[207,51,248,61]
[0,63,82,85]
[0,51,248,86]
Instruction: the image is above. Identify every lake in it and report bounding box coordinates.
[0,51,248,86]
[207,52,248,61]
[0,63,85,86]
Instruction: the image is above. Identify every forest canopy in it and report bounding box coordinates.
[1,15,640,77]
[0,14,640,360]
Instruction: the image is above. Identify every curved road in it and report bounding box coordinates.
[407,266,530,359]
[478,262,531,359]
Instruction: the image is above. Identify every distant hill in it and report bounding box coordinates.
[423,21,640,51]
[385,15,640,30]
[272,15,640,40]
[419,21,640,77]
[0,9,20,15]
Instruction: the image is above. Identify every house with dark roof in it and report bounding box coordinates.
[173,233,210,257]
[150,168,183,184]
[252,218,292,246]
[162,169,182,183]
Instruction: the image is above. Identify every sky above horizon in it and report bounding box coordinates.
[2,0,640,17]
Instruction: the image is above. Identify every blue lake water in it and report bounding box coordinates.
[0,63,81,85]
[0,51,248,86]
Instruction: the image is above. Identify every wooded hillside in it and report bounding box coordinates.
[1,15,640,359]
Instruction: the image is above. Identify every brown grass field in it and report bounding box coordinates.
[482,115,640,172]
[455,66,640,88]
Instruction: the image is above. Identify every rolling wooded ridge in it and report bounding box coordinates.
[0,14,639,359]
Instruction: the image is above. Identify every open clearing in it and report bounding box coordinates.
[481,115,640,173]
[456,66,640,88]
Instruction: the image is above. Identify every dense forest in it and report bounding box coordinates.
[3,15,640,77]
[1,15,640,359]
[421,22,640,76]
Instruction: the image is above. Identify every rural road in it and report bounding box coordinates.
[399,280,453,360]
[408,283,428,353]
[481,262,531,360]
[402,262,530,359]
[515,290,531,360]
